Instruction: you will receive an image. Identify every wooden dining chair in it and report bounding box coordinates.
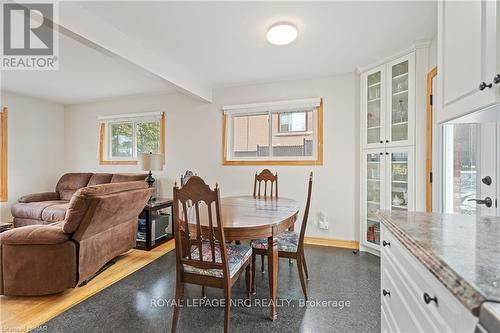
[171,176,252,333]
[252,169,278,271]
[253,169,278,198]
[250,172,313,299]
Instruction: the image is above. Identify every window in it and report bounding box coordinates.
[443,123,479,215]
[99,112,165,165]
[0,107,7,202]
[278,112,307,133]
[222,98,323,165]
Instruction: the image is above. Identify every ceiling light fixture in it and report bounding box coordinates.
[266,23,297,46]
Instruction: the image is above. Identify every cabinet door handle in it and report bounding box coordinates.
[423,292,438,305]
[383,289,391,297]
[382,240,390,247]
[494,74,500,84]
[479,82,493,90]
[385,140,389,143]
[379,152,383,155]
[379,140,384,144]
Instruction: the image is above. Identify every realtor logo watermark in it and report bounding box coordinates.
[1,2,59,70]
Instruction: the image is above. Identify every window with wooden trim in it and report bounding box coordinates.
[222,98,323,165]
[98,112,165,165]
[0,107,7,202]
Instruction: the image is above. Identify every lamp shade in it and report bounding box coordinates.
[140,153,163,171]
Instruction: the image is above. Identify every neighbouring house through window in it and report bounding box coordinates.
[278,112,307,133]
[98,112,165,165]
[222,98,323,165]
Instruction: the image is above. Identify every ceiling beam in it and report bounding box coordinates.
[52,2,213,102]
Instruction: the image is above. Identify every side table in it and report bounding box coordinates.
[136,198,173,251]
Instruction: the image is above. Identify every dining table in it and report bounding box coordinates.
[183,195,300,320]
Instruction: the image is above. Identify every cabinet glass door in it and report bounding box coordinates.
[388,54,414,146]
[365,151,384,246]
[366,69,384,146]
[386,148,414,212]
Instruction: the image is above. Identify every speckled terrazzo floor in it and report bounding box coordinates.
[39,245,380,333]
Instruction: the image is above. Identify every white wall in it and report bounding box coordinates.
[64,73,360,241]
[0,91,65,221]
[429,36,437,70]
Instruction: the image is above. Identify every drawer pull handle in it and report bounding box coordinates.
[382,240,390,247]
[479,82,493,90]
[423,292,438,305]
[383,289,391,297]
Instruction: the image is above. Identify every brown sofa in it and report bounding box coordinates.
[0,181,153,296]
[11,173,147,227]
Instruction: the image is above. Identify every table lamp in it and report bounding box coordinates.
[140,152,164,190]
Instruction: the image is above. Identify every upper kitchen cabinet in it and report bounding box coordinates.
[437,0,500,123]
[361,53,415,149]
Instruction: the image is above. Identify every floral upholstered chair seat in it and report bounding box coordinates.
[250,230,299,253]
[183,241,252,278]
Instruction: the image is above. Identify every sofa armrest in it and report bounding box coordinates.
[0,225,70,245]
[18,191,60,203]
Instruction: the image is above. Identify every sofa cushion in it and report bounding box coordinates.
[87,173,113,186]
[11,201,69,221]
[63,182,148,234]
[18,191,60,203]
[13,218,46,228]
[56,173,93,201]
[0,225,70,245]
[110,173,147,183]
[41,203,70,223]
[63,189,93,234]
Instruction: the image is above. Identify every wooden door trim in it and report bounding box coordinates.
[1,107,7,202]
[426,67,437,212]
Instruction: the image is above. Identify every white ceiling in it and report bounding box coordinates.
[78,1,437,88]
[1,32,176,105]
[2,1,437,104]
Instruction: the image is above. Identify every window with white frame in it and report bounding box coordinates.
[222,98,323,165]
[99,112,164,164]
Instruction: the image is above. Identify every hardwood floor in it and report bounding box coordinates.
[0,240,175,332]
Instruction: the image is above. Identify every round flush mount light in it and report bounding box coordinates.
[266,23,297,46]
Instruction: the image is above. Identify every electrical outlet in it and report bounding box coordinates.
[318,212,328,230]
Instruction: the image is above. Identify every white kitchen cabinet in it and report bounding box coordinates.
[380,223,478,332]
[437,0,500,123]
[360,48,423,253]
[360,147,414,250]
[362,53,415,149]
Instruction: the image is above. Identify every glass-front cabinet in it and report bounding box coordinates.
[362,53,415,149]
[386,147,414,213]
[361,147,414,250]
[363,150,385,246]
[365,66,385,147]
[361,51,416,252]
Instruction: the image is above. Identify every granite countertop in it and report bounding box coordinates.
[378,211,500,316]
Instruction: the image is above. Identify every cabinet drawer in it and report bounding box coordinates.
[383,250,448,332]
[381,265,422,332]
[380,223,477,333]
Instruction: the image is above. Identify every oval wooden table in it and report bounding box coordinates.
[184,195,299,320]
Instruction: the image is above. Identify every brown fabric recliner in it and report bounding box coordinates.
[0,181,153,296]
[11,173,147,227]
